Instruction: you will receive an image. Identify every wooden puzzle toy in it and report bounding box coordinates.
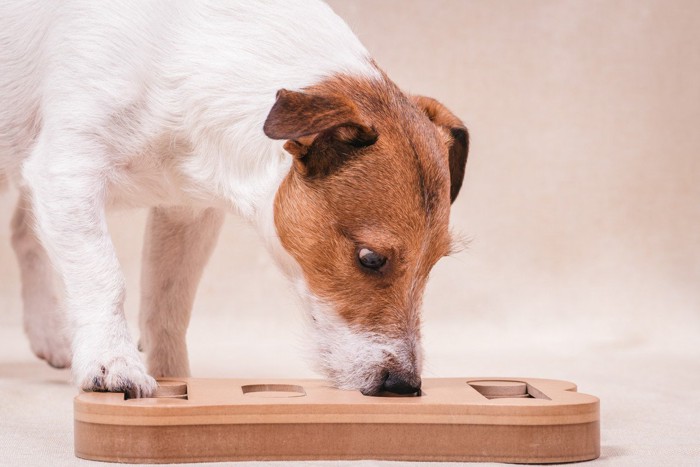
[74,377,600,463]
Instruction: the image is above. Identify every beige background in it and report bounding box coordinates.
[1,1,699,465]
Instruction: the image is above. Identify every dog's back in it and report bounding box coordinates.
[0,0,376,185]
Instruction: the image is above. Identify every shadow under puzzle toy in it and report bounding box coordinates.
[74,377,600,463]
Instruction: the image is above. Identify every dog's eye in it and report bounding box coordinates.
[358,248,387,270]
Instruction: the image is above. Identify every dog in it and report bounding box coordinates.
[0,0,468,397]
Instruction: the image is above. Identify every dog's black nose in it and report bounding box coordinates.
[382,373,422,395]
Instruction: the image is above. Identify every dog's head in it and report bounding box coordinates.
[264,75,468,395]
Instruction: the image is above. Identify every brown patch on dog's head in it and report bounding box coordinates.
[264,73,469,394]
[264,89,379,178]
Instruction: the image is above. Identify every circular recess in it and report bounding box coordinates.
[241,384,306,398]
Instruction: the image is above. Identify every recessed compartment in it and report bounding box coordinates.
[468,380,549,400]
[153,381,188,400]
[125,380,188,401]
[241,384,306,398]
[365,389,423,397]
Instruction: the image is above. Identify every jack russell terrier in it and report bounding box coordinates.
[0,0,468,397]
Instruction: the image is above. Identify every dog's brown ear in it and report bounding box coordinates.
[412,96,469,204]
[264,89,378,177]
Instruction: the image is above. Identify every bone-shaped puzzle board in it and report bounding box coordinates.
[74,377,600,463]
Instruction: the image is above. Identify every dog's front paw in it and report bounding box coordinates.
[77,352,157,398]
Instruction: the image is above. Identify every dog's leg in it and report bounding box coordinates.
[139,206,225,377]
[23,137,156,398]
[11,189,72,368]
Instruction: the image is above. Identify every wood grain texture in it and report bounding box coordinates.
[74,377,600,463]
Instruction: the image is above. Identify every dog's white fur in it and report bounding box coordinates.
[294,279,422,392]
[0,0,403,396]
